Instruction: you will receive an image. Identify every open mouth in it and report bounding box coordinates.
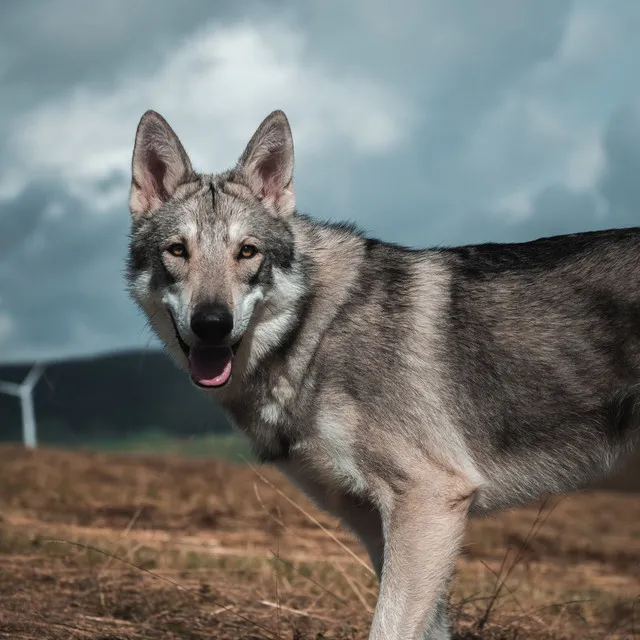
[168,313,237,389]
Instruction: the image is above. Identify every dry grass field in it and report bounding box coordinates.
[0,444,638,639]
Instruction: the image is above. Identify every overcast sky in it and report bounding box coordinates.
[1,0,639,364]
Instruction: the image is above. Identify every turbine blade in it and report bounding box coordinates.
[23,363,45,389]
[0,380,21,396]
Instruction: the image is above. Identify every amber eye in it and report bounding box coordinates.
[239,244,258,260]
[167,243,187,258]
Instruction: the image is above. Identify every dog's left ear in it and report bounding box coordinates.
[237,110,295,217]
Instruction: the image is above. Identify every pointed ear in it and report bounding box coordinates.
[237,110,295,217]
[129,110,193,217]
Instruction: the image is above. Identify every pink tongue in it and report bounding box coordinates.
[189,345,233,387]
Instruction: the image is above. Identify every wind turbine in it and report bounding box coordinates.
[0,363,45,448]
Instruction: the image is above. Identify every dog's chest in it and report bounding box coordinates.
[291,400,370,497]
[224,374,302,462]
[257,375,296,426]
[227,378,369,495]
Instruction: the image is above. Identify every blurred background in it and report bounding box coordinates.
[1,0,639,465]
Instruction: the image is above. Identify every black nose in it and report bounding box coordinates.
[190,304,234,344]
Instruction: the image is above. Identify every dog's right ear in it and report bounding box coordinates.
[129,111,193,217]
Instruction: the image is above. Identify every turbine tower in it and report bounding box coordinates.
[0,363,45,448]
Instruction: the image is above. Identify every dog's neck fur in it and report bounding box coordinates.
[216,215,367,460]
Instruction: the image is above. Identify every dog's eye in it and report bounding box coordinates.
[239,244,258,260]
[167,243,188,258]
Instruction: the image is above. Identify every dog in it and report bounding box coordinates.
[126,108,640,639]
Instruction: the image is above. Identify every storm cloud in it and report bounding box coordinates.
[0,0,639,362]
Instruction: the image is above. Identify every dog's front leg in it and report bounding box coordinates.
[368,482,473,640]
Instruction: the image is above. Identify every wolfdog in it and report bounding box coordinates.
[126,108,640,639]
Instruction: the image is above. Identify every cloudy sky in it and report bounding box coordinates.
[1,0,639,364]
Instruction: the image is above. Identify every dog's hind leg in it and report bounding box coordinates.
[368,477,474,640]
[277,462,385,577]
[335,494,385,579]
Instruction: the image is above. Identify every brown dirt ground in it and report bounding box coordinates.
[0,445,638,639]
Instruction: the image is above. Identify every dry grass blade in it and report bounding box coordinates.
[256,484,349,607]
[206,605,240,618]
[258,600,337,624]
[247,460,375,576]
[98,504,144,576]
[269,551,347,606]
[78,614,136,626]
[475,497,561,631]
[273,542,282,638]
[335,563,374,615]
[505,598,593,626]
[478,557,527,618]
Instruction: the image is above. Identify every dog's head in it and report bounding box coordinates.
[126,110,304,389]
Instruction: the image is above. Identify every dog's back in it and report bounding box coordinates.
[432,227,640,510]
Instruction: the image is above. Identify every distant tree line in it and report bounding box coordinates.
[0,350,232,445]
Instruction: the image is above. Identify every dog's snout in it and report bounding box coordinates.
[190,304,234,344]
